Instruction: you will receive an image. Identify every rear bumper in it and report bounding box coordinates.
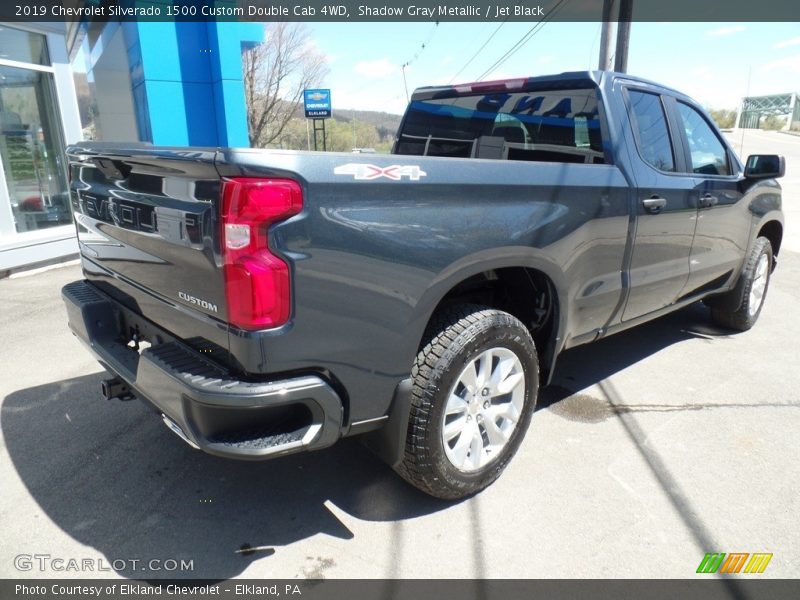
[61,280,342,459]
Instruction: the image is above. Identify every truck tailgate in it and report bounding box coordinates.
[68,145,230,359]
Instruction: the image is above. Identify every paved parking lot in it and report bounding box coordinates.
[0,130,798,580]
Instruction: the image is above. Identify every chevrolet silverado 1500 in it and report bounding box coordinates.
[62,71,785,499]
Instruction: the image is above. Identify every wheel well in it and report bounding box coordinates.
[758,221,782,259]
[425,267,559,377]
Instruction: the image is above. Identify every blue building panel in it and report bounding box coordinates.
[182,82,221,147]
[175,22,214,83]
[207,21,264,82]
[136,22,184,83]
[81,15,264,147]
[213,79,252,147]
[143,80,188,145]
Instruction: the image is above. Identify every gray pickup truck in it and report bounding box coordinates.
[62,71,785,499]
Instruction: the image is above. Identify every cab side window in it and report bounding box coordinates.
[676,102,730,176]
[628,90,675,172]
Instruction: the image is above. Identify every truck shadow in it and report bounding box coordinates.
[2,302,730,581]
[538,301,731,409]
[2,374,445,580]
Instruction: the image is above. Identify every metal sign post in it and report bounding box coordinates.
[312,119,327,151]
[304,89,331,151]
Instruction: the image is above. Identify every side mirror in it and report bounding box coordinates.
[744,154,785,179]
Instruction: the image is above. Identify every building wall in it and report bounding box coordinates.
[77,20,263,147]
[0,17,263,273]
[89,25,139,142]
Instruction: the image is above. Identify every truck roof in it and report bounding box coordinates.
[410,70,687,101]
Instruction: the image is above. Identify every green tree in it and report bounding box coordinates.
[244,23,328,147]
[263,116,393,153]
[761,115,786,131]
[709,109,737,129]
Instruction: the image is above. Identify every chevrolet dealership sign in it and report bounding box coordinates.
[304,89,332,119]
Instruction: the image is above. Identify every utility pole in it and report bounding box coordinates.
[614,0,633,73]
[598,0,616,70]
[401,63,410,103]
[352,108,357,150]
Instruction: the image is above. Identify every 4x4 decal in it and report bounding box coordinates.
[334,163,427,181]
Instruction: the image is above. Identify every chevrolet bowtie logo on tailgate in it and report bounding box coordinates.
[334,163,427,181]
[178,292,218,313]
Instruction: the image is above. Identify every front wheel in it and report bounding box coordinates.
[710,236,773,331]
[395,305,538,499]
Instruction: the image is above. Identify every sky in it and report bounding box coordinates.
[304,21,800,115]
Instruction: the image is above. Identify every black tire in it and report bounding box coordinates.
[710,236,773,331]
[395,305,538,500]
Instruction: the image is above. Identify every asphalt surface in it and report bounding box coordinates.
[0,130,798,580]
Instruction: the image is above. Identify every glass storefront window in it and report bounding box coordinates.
[0,25,50,66]
[0,63,71,232]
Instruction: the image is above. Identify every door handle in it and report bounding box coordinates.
[699,193,719,208]
[642,196,667,214]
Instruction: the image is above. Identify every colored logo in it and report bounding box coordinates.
[696,553,773,574]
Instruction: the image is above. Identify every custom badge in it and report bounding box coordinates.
[334,163,427,181]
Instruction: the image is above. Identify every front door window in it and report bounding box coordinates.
[676,102,731,176]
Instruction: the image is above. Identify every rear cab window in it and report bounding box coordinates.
[395,86,608,164]
[626,89,676,172]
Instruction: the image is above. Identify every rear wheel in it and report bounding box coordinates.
[710,236,773,331]
[395,305,538,499]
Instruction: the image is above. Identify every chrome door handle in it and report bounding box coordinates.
[642,196,667,214]
[699,193,719,208]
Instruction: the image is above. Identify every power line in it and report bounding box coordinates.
[476,0,570,82]
[475,22,543,82]
[401,21,441,102]
[477,0,568,81]
[340,23,441,108]
[448,21,508,84]
[402,21,440,70]
[588,21,602,70]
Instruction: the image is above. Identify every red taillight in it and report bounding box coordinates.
[20,195,44,212]
[453,78,528,94]
[220,178,303,330]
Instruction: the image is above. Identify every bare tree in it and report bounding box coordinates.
[243,23,328,147]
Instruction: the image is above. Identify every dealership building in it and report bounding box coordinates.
[0,19,262,273]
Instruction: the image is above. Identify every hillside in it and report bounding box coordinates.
[334,109,403,139]
[268,106,403,153]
